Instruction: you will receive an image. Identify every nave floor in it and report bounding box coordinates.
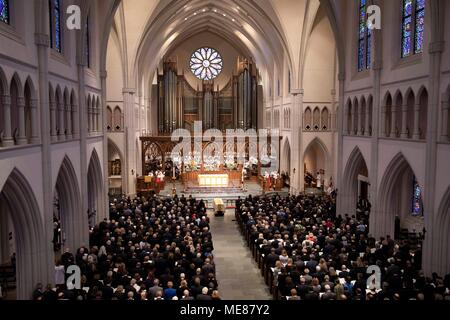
[208,209,272,300]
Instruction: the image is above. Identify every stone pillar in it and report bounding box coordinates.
[100,70,108,222]
[17,97,27,144]
[76,61,89,250]
[423,40,444,276]
[441,100,449,141]
[400,103,408,138]
[336,73,345,216]
[2,95,14,146]
[30,99,40,144]
[35,28,53,298]
[58,101,65,140]
[412,103,421,139]
[290,89,303,194]
[390,104,397,137]
[65,102,72,139]
[50,101,57,141]
[123,88,136,195]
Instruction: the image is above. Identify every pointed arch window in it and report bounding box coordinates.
[401,0,425,58]
[49,0,62,53]
[85,16,91,68]
[357,0,371,72]
[0,0,10,24]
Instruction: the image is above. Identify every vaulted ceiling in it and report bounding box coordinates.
[103,0,337,95]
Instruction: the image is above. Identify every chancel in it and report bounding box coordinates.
[0,0,449,303]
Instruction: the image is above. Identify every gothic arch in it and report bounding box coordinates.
[10,73,22,143]
[0,168,47,300]
[304,107,312,130]
[341,146,369,217]
[107,138,124,195]
[321,107,329,130]
[405,88,415,138]
[24,77,36,142]
[417,86,428,139]
[54,156,85,252]
[87,149,104,227]
[303,137,331,183]
[352,97,359,135]
[383,91,393,137]
[376,152,422,240]
[281,137,291,175]
[345,98,352,134]
[434,186,450,275]
[360,96,366,135]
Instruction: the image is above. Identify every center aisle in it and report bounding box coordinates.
[208,209,272,300]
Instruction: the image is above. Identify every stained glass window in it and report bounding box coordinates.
[277,79,280,96]
[0,0,10,24]
[190,47,223,81]
[49,0,62,53]
[357,0,370,72]
[402,0,425,58]
[85,16,90,68]
[411,176,423,216]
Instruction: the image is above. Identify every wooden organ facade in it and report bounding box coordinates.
[157,57,260,134]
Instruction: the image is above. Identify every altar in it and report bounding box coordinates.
[198,174,229,187]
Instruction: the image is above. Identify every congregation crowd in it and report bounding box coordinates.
[33,195,220,301]
[237,193,450,301]
[30,191,450,301]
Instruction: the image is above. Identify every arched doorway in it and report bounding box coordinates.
[108,138,124,196]
[434,186,450,275]
[281,138,291,189]
[341,147,369,217]
[303,138,330,189]
[0,169,47,300]
[87,149,104,228]
[53,156,85,254]
[377,153,424,241]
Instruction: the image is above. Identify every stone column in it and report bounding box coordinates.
[30,99,40,144]
[290,89,303,194]
[423,40,444,276]
[58,101,65,140]
[400,103,409,138]
[336,73,345,216]
[100,70,108,222]
[17,97,27,144]
[412,102,421,139]
[2,95,14,146]
[35,27,53,297]
[441,100,449,141]
[123,88,136,195]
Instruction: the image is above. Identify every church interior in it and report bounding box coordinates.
[0,0,450,302]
